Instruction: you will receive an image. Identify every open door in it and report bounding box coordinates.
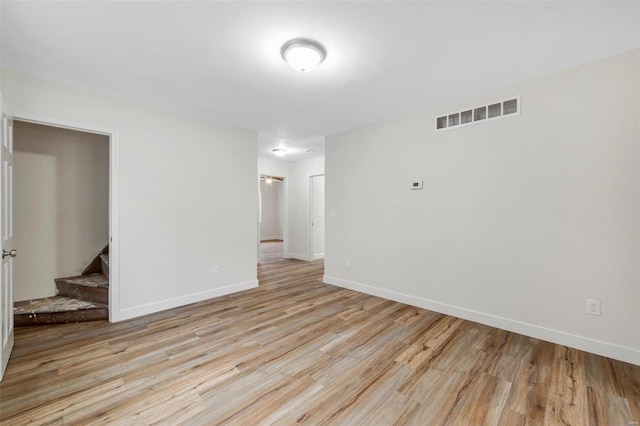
[0,106,15,381]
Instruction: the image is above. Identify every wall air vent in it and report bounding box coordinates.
[435,96,520,131]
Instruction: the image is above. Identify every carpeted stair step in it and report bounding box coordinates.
[14,296,108,326]
[100,254,109,278]
[55,273,109,305]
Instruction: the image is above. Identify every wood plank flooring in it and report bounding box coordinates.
[1,241,639,424]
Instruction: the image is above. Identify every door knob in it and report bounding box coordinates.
[2,249,17,259]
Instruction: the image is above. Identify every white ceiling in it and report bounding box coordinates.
[1,1,639,162]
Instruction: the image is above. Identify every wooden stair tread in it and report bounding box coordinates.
[14,296,106,314]
[55,273,109,288]
[14,296,108,326]
[56,274,108,305]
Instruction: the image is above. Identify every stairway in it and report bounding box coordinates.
[15,245,109,326]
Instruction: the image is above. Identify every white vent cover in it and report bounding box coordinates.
[435,96,520,131]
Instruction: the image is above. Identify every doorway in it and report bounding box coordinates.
[259,175,287,262]
[9,113,119,321]
[13,121,109,308]
[309,174,325,260]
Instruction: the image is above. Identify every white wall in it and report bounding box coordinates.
[260,179,284,240]
[325,50,640,365]
[13,122,109,301]
[289,156,325,261]
[2,69,258,321]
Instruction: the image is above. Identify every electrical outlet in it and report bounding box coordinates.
[586,299,600,315]
[344,258,350,268]
[213,265,220,276]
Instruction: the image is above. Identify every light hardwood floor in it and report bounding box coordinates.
[1,241,639,425]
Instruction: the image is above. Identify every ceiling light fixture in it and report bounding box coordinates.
[272,148,286,157]
[265,176,273,184]
[281,38,326,72]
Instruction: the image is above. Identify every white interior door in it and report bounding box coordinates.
[310,175,325,260]
[0,110,15,381]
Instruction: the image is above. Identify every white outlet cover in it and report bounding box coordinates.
[410,180,423,190]
[586,299,601,315]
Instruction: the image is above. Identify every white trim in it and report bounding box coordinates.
[308,174,325,262]
[308,176,313,261]
[108,131,120,322]
[117,279,258,321]
[323,275,640,366]
[8,110,117,136]
[289,252,310,261]
[6,110,121,322]
[313,253,325,260]
[282,177,289,259]
[257,174,262,264]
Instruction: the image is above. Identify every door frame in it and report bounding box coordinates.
[308,174,325,261]
[258,174,288,263]
[7,110,121,321]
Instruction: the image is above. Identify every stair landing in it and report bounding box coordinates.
[14,296,108,326]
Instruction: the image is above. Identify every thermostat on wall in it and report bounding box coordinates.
[410,180,423,190]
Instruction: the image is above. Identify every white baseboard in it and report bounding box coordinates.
[289,252,310,261]
[323,275,640,366]
[116,279,258,322]
[289,252,324,261]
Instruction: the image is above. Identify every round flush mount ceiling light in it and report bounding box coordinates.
[281,38,326,72]
[272,148,286,157]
